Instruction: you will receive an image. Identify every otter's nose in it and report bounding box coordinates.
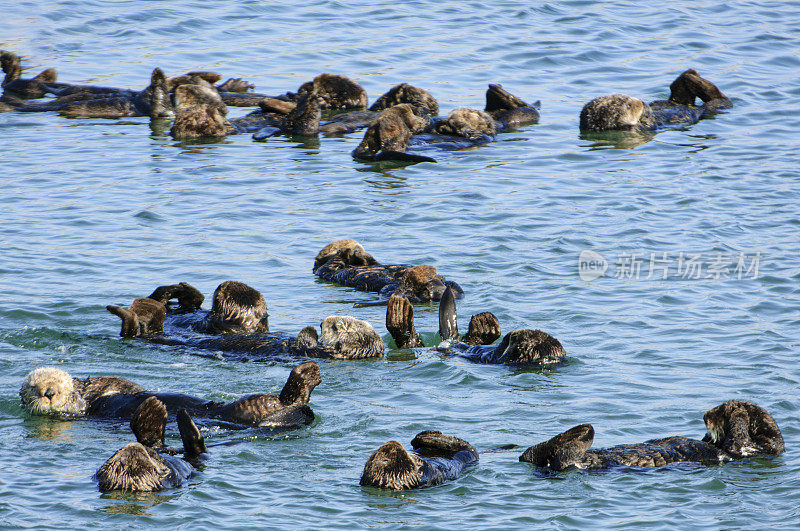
[44,387,56,399]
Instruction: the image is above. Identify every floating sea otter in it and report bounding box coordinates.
[20,362,320,429]
[313,239,464,305]
[352,84,539,162]
[106,280,385,360]
[386,287,566,366]
[579,69,732,132]
[96,397,207,491]
[360,430,478,490]
[519,401,783,471]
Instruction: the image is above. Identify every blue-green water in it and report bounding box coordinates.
[2,0,799,528]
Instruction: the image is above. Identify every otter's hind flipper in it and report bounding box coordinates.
[258,404,315,428]
[148,282,204,312]
[107,298,166,337]
[411,430,478,461]
[519,424,594,471]
[107,305,140,338]
[130,396,167,448]
[177,409,207,459]
[462,312,501,345]
[386,294,424,349]
[438,286,458,343]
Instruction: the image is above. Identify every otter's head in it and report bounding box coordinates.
[174,84,227,114]
[579,94,655,132]
[436,107,496,139]
[702,401,784,458]
[494,329,566,365]
[369,83,439,115]
[96,442,169,492]
[279,361,322,406]
[393,265,448,302]
[20,367,86,417]
[519,424,594,470]
[319,316,384,359]
[313,239,378,271]
[298,73,367,110]
[360,440,423,490]
[208,280,269,334]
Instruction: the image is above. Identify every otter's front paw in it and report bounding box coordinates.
[463,312,501,345]
[386,294,424,348]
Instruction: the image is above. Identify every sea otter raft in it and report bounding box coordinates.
[519,401,784,471]
[579,69,732,132]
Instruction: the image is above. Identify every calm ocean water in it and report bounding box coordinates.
[2,0,799,528]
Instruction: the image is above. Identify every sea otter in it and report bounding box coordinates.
[520,401,784,471]
[579,69,732,132]
[0,50,58,99]
[20,362,320,428]
[96,397,207,491]
[386,288,565,366]
[313,239,464,304]
[360,430,478,490]
[108,280,385,360]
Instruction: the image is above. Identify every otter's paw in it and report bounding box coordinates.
[463,312,501,345]
[386,294,423,349]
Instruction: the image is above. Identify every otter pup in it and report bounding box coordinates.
[313,239,464,304]
[386,287,564,365]
[20,362,320,428]
[520,401,784,471]
[96,397,207,492]
[579,69,732,132]
[351,104,435,162]
[360,431,478,490]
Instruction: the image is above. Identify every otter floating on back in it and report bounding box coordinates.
[579,69,732,132]
[313,239,464,305]
[519,400,783,471]
[20,362,320,429]
[360,431,478,490]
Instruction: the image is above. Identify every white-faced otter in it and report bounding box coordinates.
[96,397,207,492]
[579,69,732,132]
[20,362,320,428]
[360,431,478,490]
[313,239,464,305]
[520,401,784,471]
[386,288,565,366]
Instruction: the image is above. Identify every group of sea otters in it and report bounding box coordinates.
[9,51,784,492]
[2,50,732,163]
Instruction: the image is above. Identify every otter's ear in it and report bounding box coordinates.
[107,305,140,338]
[438,286,458,342]
[520,424,594,471]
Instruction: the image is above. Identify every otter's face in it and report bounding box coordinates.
[20,367,85,416]
[579,94,653,131]
[319,316,384,359]
[496,329,566,365]
[360,440,423,490]
[96,442,169,492]
[702,400,784,458]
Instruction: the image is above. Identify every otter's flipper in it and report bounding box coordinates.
[258,404,315,428]
[519,424,594,471]
[438,286,459,343]
[411,430,478,460]
[107,298,166,337]
[462,312,501,345]
[107,305,140,338]
[386,294,425,349]
[147,282,204,312]
[130,396,167,448]
[374,150,437,164]
[177,409,207,459]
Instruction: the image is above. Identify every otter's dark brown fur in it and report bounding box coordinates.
[170,103,233,139]
[351,104,431,160]
[313,240,463,303]
[0,50,57,99]
[580,69,732,132]
[520,401,784,470]
[297,73,368,110]
[369,83,439,115]
[360,431,478,490]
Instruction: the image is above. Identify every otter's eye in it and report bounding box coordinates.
[626,104,631,110]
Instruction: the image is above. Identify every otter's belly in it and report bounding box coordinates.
[583,436,725,469]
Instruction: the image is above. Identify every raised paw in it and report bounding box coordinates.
[463,312,501,345]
